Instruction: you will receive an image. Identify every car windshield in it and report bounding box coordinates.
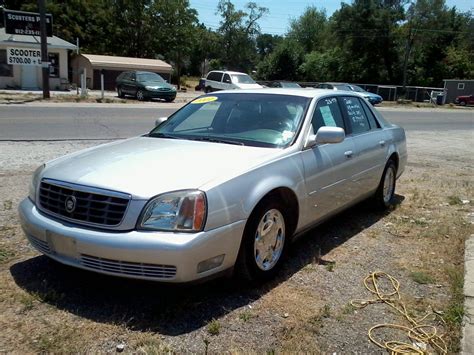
[334,84,352,91]
[281,82,301,88]
[231,74,256,84]
[137,73,165,82]
[149,93,310,148]
[350,85,365,93]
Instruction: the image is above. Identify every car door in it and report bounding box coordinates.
[222,73,233,90]
[339,96,389,197]
[301,96,360,224]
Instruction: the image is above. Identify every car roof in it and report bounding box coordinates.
[209,70,249,75]
[210,88,365,99]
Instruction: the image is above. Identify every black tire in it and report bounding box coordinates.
[117,86,125,98]
[373,160,397,210]
[204,86,211,93]
[460,101,466,106]
[165,97,175,103]
[136,89,146,101]
[236,196,289,281]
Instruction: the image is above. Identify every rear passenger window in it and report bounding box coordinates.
[312,97,345,133]
[360,100,380,129]
[340,97,370,134]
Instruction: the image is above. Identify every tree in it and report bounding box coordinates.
[256,39,304,80]
[288,6,328,53]
[216,0,268,71]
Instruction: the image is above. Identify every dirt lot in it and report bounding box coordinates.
[0,129,472,353]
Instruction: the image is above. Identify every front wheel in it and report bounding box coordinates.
[136,89,146,101]
[460,101,467,106]
[373,160,397,209]
[236,198,288,281]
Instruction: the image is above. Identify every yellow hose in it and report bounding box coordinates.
[351,272,447,354]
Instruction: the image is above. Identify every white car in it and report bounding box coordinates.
[204,70,262,93]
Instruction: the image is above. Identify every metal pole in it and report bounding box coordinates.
[38,0,50,99]
[101,72,104,100]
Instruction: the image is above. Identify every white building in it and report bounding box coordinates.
[0,28,77,90]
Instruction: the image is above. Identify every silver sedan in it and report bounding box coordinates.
[19,89,407,283]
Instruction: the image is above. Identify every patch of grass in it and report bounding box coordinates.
[3,200,12,210]
[341,303,357,315]
[325,261,336,272]
[410,271,435,284]
[0,246,15,263]
[207,319,220,336]
[18,293,36,312]
[132,337,169,354]
[448,195,463,205]
[239,310,254,322]
[443,267,464,352]
[33,289,65,304]
[308,305,331,329]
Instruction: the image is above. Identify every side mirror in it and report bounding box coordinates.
[305,126,345,148]
[155,116,168,127]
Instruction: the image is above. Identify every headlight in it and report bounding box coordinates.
[138,190,207,232]
[29,164,45,203]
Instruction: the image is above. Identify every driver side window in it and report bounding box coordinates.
[223,74,231,84]
[312,97,345,133]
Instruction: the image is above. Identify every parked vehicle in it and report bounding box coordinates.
[454,94,474,106]
[20,89,406,283]
[348,85,383,105]
[204,70,262,92]
[116,71,176,102]
[316,82,383,105]
[268,81,302,88]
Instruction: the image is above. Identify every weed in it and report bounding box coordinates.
[18,293,36,312]
[3,200,12,210]
[444,268,464,325]
[0,247,15,263]
[448,196,462,205]
[410,271,434,284]
[308,305,331,329]
[33,289,65,304]
[133,337,167,354]
[239,310,254,322]
[321,304,331,318]
[325,261,336,272]
[342,303,356,315]
[207,319,220,336]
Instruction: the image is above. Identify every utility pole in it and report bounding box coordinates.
[38,0,50,99]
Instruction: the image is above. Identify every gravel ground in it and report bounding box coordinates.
[0,129,472,353]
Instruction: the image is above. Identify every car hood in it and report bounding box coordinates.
[42,137,279,199]
[234,83,263,89]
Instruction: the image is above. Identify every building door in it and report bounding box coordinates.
[21,65,39,89]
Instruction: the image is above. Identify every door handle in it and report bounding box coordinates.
[379,140,386,146]
[344,150,353,158]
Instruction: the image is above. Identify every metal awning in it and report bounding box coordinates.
[79,54,172,72]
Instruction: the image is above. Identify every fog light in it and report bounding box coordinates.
[197,254,225,273]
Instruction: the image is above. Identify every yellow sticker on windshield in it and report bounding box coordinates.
[191,96,218,104]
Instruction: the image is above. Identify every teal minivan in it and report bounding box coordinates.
[116,71,176,102]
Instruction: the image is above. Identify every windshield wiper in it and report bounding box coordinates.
[148,132,178,139]
[187,136,245,146]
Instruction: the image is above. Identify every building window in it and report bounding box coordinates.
[49,53,59,78]
[458,83,465,90]
[0,50,13,77]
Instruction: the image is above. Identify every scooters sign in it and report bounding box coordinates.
[7,47,42,66]
[3,9,53,37]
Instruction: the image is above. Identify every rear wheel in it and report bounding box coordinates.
[373,160,397,209]
[460,101,467,106]
[236,197,288,281]
[117,86,125,98]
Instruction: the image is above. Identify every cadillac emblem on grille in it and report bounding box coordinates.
[65,196,77,213]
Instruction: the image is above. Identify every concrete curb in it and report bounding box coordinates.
[462,234,474,354]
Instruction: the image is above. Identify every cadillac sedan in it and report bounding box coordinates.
[19,89,407,283]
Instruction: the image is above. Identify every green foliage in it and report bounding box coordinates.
[3,0,472,86]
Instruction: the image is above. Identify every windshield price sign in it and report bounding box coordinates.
[4,9,53,37]
[7,47,42,66]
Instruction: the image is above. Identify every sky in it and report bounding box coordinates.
[189,0,474,35]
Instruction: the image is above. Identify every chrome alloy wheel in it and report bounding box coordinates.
[136,90,145,101]
[254,209,285,271]
[383,166,395,203]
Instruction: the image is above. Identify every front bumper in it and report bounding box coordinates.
[19,198,246,283]
[144,90,176,99]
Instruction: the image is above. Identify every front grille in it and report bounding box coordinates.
[80,254,177,279]
[39,181,129,227]
[27,235,51,254]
